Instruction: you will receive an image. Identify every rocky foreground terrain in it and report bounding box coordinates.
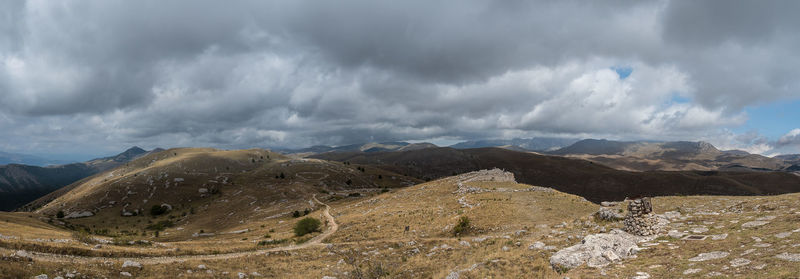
[2,168,800,278]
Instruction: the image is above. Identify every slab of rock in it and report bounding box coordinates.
[710,233,728,240]
[595,208,624,221]
[775,232,792,239]
[549,229,640,269]
[683,268,702,275]
[122,260,142,268]
[668,230,686,239]
[64,211,94,219]
[741,221,770,228]
[688,251,729,262]
[775,253,800,262]
[729,258,751,267]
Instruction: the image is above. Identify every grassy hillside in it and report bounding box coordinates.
[312,147,800,203]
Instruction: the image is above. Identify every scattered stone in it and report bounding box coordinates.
[600,201,619,207]
[459,240,471,247]
[34,274,48,279]
[691,227,709,233]
[595,208,624,221]
[668,230,686,239]
[502,246,510,252]
[710,233,728,240]
[197,265,207,270]
[549,229,640,269]
[775,232,792,239]
[13,250,30,259]
[120,272,132,277]
[753,263,767,270]
[683,268,702,275]
[631,272,650,279]
[64,211,94,219]
[238,272,247,278]
[740,249,756,256]
[729,258,751,267]
[122,260,142,268]
[663,211,681,220]
[775,253,800,262]
[741,221,770,228]
[321,276,338,279]
[753,243,772,248]
[688,251,729,262]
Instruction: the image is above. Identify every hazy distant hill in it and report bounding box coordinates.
[549,139,788,172]
[450,137,579,151]
[278,142,437,154]
[0,147,151,211]
[312,147,800,203]
[0,151,68,166]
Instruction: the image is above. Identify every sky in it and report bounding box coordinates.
[1,0,800,160]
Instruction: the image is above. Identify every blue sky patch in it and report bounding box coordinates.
[735,98,800,139]
[611,66,633,79]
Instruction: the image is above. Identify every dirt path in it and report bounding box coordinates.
[4,194,338,265]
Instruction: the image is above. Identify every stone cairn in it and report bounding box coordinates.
[623,197,660,236]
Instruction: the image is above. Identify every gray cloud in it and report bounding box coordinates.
[1,0,799,156]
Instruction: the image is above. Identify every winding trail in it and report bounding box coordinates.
[2,194,338,265]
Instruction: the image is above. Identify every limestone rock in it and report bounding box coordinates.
[688,251,729,262]
[122,260,142,268]
[741,221,770,228]
[775,253,800,262]
[595,207,624,221]
[549,229,640,269]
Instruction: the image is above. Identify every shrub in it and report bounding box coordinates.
[345,179,352,185]
[146,220,174,231]
[150,205,169,216]
[56,210,65,219]
[292,210,301,218]
[452,216,471,236]
[294,217,322,237]
[348,193,361,197]
[280,172,286,179]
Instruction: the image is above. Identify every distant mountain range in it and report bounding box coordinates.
[450,137,580,151]
[0,146,154,211]
[279,137,579,155]
[549,139,797,172]
[0,151,70,166]
[277,142,438,154]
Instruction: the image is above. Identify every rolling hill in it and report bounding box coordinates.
[0,147,151,211]
[450,137,580,151]
[312,147,800,203]
[22,147,420,240]
[549,139,790,172]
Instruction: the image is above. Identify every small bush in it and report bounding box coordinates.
[292,210,301,218]
[150,205,169,216]
[146,220,174,231]
[294,217,322,237]
[348,192,361,197]
[452,216,471,236]
[257,239,288,246]
[56,210,65,219]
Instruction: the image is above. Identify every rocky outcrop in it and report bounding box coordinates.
[595,207,624,221]
[549,229,641,270]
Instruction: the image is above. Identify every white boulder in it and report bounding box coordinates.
[549,229,640,269]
